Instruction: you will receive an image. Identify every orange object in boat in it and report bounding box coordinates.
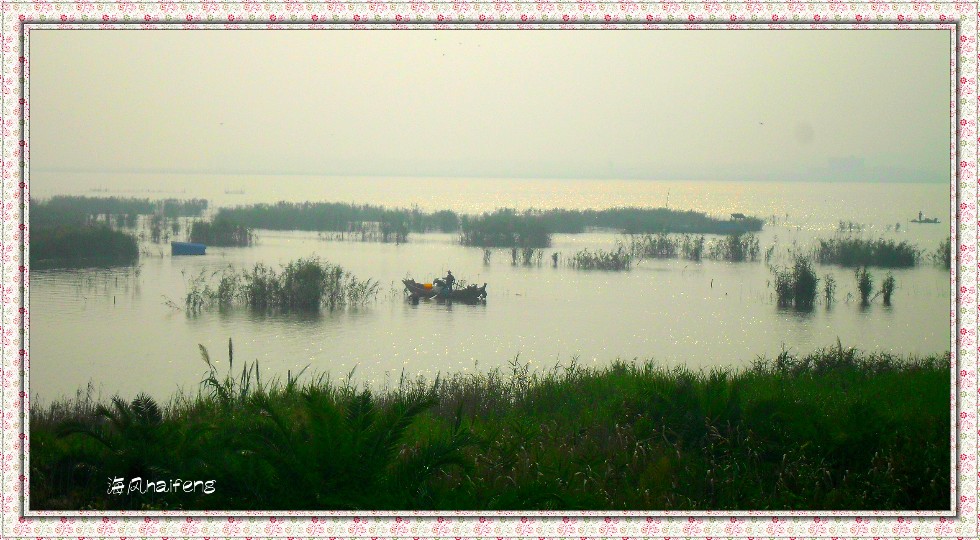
[423,283,433,289]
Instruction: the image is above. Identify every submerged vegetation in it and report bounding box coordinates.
[30,225,139,268]
[184,257,379,312]
[31,345,949,511]
[815,237,920,268]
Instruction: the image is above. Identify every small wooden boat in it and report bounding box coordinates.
[911,211,940,224]
[403,278,487,303]
[171,241,207,256]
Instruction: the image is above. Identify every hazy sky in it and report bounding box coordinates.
[31,29,950,182]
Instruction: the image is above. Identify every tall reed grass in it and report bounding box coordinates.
[823,274,836,305]
[628,233,678,259]
[707,232,760,262]
[816,237,919,268]
[568,246,633,270]
[881,273,896,305]
[216,203,763,237]
[460,210,551,248]
[31,196,207,229]
[771,255,819,310]
[189,218,253,247]
[184,257,379,312]
[681,234,706,261]
[216,202,454,235]
[30,225,139,268]
[933,237,952,269]
[856,266,874,305]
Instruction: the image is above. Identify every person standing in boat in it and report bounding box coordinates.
[444,270,455,296]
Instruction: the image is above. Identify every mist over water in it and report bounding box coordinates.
[29,174,952,403]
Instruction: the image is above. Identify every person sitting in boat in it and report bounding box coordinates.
[444,270,455,294]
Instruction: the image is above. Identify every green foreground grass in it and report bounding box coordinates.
[31,345,950,511]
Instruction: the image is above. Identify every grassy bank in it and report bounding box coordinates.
[31,346,949,511]
[30,225,139,268]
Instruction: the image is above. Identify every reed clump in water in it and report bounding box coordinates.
[771,255,819,310]
[189,218,254,247]
[881,273,896,306]
[30,225,139,268]
[460,209,551,248]
[318,219,408,243]
[519,247,544,266]
[815,237,919,268]
[628,232,678,259]
[823,274,836,306]
[31,196,208,229]
[217,203,763,236]
[216,202,453,235]
[568,246,633,270]
[184,257,379,312]
[932,236,952,269]
[707,232,761,262]
[31,344,949,511]
[625,233,707,262]
[681,234,706,261]
[856,266,874,305]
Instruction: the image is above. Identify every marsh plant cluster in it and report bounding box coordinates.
[771,256,819,310]
[29,196,210,268]
[628,232,757,263]
[568,246,634,271]
[215,203,764,249]
[184,257,379,312]
[769,257,898,310]
[188,218,254,247]
[815,237,920,268]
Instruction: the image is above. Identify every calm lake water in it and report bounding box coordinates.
[29,174,953,403]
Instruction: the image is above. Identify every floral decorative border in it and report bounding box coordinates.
[2,1,976,538]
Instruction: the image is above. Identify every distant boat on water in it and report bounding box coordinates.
[171,241,206,256]
[224,189,246,195]
[910,211,940,224]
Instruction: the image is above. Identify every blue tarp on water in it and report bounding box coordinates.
[171,242,207,256]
